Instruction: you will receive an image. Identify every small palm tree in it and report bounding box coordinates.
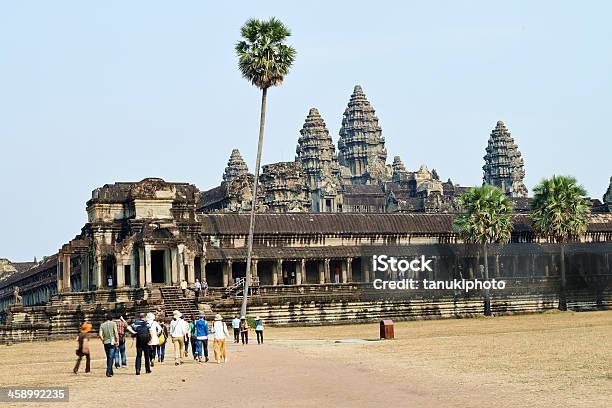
[531,175,590,311]
[235,18,296,317]
[454,184,513,316]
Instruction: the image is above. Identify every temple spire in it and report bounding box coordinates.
[223,149,249,184]
[338,85,388,185]
[482,121,528,197]
[604,176,612,206]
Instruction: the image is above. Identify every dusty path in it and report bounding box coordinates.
[1,312,610,407]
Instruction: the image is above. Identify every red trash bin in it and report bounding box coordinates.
[380,319,394,339]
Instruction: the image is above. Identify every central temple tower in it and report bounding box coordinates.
[338,85,389,185]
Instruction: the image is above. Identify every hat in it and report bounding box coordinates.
[199,311,206,318]
[214,314,223,321]
[146,312,156,322]
[173,310,181,319]
[255,316,260,320]
[80,322,92,333]
[240,315,246,320]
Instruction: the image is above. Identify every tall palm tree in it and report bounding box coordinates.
[454,184,513,316]
[235,18,296,317]
[531,175,590,311]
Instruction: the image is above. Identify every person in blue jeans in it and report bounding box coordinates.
[113,314,128,369]
[98,313,118,378]
[194,313,209,363]
[156,321,168,363]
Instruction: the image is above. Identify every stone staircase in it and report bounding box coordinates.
[159,286,206,320]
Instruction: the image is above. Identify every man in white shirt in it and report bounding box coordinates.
[169,310,186,365]
[231,315,240,343]
[180,279,188,298]
[212,314,229,364]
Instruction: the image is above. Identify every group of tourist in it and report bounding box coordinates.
[180,279,209,302]
[73,310,264,377]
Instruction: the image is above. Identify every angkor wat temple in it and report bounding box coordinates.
[1,85,611,341]
[201,86,532,215]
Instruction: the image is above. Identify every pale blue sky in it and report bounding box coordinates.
[1,1,610,261]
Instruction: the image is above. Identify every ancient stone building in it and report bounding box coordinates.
[259,162,311,213]
[483,121,528,197]
[337,85,390,185]
[200,149,255,212]
[295,108,343,212]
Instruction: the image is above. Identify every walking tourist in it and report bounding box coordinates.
[126,313,151,375]
[231,315,240,343]
[170,310,186,365]
[239,315,249,345]
[189,316,197,359]
[146,312,162,368]
[212,314,229,364]
[194,312,209,363]
[334,267,341,284]
[255,316,264,344]
[183,314,191,357]
[113,313,128,369]
[98,313,118,377]
[73,322,92,374]
[194,279,201,302]
[202,279,208,297]
[157,320,168,363]
[180,279,188,297]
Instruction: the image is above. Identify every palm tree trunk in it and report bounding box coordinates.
[559,244,567,311]
[241,87,268,318]
[483,242,491,316]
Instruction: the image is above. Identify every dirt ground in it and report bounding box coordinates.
[1,311,611,407]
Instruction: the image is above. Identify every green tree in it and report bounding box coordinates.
[235,18,296,317]
[454,184,513,316]
[531,175,590,311]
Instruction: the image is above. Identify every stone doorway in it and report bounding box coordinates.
[258,261,274,285]
[305,260,319,284]
[330,260,343,283]
[351,258,362,282]
[102,256,116,289]
[232,262,247,284]
[151,250,165,284]
[205,262,223,287]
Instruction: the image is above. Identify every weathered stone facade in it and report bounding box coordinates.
[483,121,528,197]
[604,177,612,207]
[259,162,311,212]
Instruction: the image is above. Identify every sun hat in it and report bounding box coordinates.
[173,310,181,319]
[146,312,156,322]
[255,316,260,320]
[214,314,223,321]
[199,311,206,318]
[240,315,246,320]
[80,322,92,333]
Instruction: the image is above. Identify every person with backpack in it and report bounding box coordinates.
[170,310,186,365]
[99,313,119,377]
[156,320,168,364]
[194,312,209,363]
[212,314,229,364]
[239,316,249,345]
[112,313,128,369]
[146,313,162,368]
[255,316,264,345]
[126,313,151,375]
[231,315,240,343]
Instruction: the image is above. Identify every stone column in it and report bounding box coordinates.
[81,253,90,291]
[297,259,308,285]
[145,245,152,286]
[63,254,71,291]
[178,247,186,283]
[494,255,500,278]
[138,248,145,288]
[170,247,179,285]
[223,260,232,287]
[512,255,519,277]
[346,258,353,282]
[201,258,207,284]
[56,259,63,292]
[273,259,282,286]
[116,261,125,288]
[318,260,325,284]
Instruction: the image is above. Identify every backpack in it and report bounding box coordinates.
[135,322,150,346]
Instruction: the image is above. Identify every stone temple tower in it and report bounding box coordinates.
[338,85,389,185]
[223,149,249,183]
[296,108,343,212]
[482,121,528,197]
